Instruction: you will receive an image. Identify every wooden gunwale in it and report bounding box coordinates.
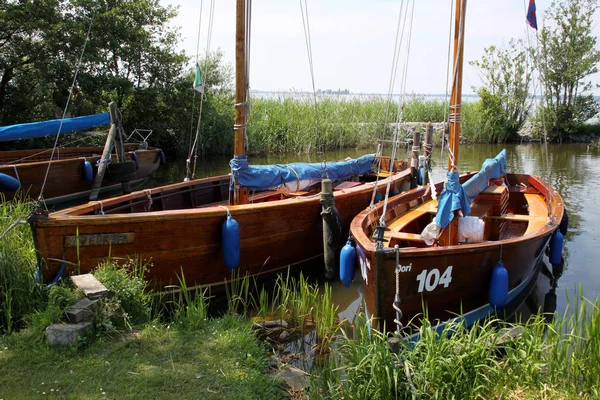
[42,169,412,225]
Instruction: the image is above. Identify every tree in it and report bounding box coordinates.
[538,0,600,141]
[470,40,534,142]
[0,0,67,125]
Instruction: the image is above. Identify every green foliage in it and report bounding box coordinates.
[94,260,151,328]
[0,198,44,334]
[470,40,534,142]
[0,315,282,399]
[538,0,600,141]
[310,291,600,399]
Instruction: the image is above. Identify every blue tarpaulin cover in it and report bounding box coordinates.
[0,112,110,142]
[229,154,376,191]
[435,149,507,229]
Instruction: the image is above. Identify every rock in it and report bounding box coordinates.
[65,298,98,323]
[46,322,93,346]
[276,366,309,392]
[279,330,290,341]
[70,274,111,300]
[252,319,289,330]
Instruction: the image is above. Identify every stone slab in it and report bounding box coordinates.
[46,322,93,346]
[65,298,98,323]
[70,274,110,300]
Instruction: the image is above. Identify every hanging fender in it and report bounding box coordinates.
[83,160,94,182]
[489,261,508,309]
[559,210,568,237]
[131,152,140,170]
[340,237,357,288]
[222,214,240,271]
[160,150,167,165]
[549,229,564,266]
[0,172,20,191]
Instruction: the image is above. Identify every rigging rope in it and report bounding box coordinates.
[369,0,411,208]
[38,10,96,204]
[298,0,325,176]
[441,0,455,160]
[186,0,216,181]
[380,0,416,224]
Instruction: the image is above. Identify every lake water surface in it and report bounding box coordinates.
[148,143,600,319]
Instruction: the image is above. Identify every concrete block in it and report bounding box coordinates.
[65,298,98,323]
[46,322,93,346]
[70,274,110,300]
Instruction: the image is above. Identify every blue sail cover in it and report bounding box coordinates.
[435,149,507,229]
[0,112,110,142]
[230,154,375,191]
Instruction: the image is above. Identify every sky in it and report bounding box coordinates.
[161,0,600,96]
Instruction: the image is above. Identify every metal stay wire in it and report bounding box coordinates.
[186,0,216,181]
[38,10,96,204]
[369,0,409,208]
[380,0,416,225]
[298,0,325,177]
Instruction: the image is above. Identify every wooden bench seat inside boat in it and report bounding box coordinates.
[387,200,438,232]
[484,193,549,235]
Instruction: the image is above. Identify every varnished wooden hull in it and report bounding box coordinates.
[0,145,162,204]
[30,168,413,290]
[351,173,564,331]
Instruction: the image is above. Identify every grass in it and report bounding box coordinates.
[3,195,599,399]
[0,315,282,399]
[0,196,44,334]
[308,290,600,400]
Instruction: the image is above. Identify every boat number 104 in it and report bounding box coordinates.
[416,266,453,293]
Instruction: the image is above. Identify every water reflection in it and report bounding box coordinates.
[150,143,599,318]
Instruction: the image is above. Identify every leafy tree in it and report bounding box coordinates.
[0,0,67,125]
[538,0,600,141]
[469,40,534,142]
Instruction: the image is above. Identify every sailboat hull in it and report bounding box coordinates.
[351,173,564,331]
[31,168,412,290]
[0,145,162,204]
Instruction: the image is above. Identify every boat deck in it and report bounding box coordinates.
[384,185,550,246]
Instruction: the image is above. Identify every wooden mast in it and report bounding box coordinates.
[447,0,466,172]
[231,0,248,205]
[440,0,466,247]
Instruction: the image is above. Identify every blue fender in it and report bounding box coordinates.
[340,239,357,288]
[83,160,93,182]
[0,172,20,191]
[222,215,240,270]
[132,152,140,170]
[160,150,167,165]
[549,229,564,266]
[489,261,508,309]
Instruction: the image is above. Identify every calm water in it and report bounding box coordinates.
[148,143,600,318]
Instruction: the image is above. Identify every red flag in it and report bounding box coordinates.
[527,0,538,30]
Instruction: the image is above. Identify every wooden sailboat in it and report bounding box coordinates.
[0,111,162,205]
[29,0,412,289]
[349,0,566,331]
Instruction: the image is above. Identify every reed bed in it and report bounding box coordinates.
[0,197,43,334]
[246,95,456,154]
[310,290,600,399]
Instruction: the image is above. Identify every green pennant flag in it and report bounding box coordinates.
[194,62,204,93]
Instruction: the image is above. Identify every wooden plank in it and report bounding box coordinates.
[385,231,425,242]
[524,193,548,217]
[387,199,437,232]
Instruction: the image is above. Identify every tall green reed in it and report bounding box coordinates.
[0,197,42,334]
